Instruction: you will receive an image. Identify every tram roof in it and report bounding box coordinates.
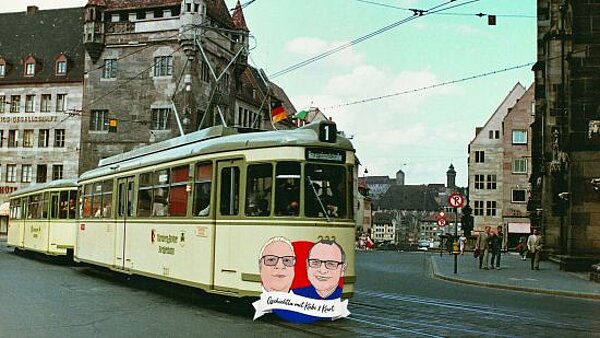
[80,121,355,181]
[9,178,78,199]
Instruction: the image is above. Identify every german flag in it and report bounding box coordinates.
[271,101,287,123]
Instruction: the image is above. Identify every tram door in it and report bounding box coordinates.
[115,176,135,270]
[214,160,242,290]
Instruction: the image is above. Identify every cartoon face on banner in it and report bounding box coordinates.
[253,237,350,324]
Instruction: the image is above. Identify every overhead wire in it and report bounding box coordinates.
[354,0,535,18]
[267,0,480,79]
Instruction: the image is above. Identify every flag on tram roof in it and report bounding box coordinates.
[272,101,287,123]
[293,110,309,121]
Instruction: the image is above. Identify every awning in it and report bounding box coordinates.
[508,222,530,233]
[0,202,9,216]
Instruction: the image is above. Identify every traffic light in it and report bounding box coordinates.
[461,205,474,236]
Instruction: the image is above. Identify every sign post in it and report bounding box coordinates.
[436,212,446,257]
[448,193,465,274]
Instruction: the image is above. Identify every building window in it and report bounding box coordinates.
[485,201,497,216]
[6,164,17,183]
[21,165,32,183]
[103,59,117,79]
[0,95,5,113]
[23,129,34,148]
[56,94,67,112]
[475,151,485,163]
[201,61,210,82]
[512,130,527,144]
[488,130,500,139]
[90,110,109,131]
[25,63,35,76]
[474,174,484,189]
[54,129,65,148]
[153,56,173,77]
[220,73,230,92]
[474,200,483,216]
[8,130,18,147]
[25,95,35,113]
[10,95,20,113]
[0,63,5,77]
[56,61,67,75]
[512,189,527,203]
[151,108,170,130]
[52,164,64,180]
[486,175,497,190]
[40,94,51,112]
[36,164,47,183]
[0,130,3,147]
[38,129,49,147]
[512,159,527,174]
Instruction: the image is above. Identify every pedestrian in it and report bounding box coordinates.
[490,226,504,269]
[459,234,467,255]
[476,225,492,270]
[527,228,543,270]
[516,236,527,260]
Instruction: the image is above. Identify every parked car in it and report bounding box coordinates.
[418,240,431,248]
[376,242,398,251]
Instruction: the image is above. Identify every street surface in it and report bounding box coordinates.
[1,242,599,337]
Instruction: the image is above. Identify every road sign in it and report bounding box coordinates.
[448,193,464,208]
[437,218,447,227]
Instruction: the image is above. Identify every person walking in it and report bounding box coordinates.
[458,234,467,255]
[476,225,492,270]
[516,236,528,261]
[527,228,543,270]
[490,226,504,269]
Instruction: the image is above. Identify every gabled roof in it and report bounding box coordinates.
[469,82,526,145]
[0,7,84,84]
[206,0,236,29]
[378,185,440,211]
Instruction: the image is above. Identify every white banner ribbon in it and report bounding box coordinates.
[253,291,350,321]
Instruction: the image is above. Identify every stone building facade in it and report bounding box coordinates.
[502,85,535,247]
[530,0,600,256]
[0,6,84,204]
[80,0,295,172]
[468,83,526,232]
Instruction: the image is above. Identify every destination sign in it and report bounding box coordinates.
[306,148,346,163]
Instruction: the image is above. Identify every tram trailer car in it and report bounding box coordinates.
[75,121,357,298]
[7,179,78,257]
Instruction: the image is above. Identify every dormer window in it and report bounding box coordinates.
[55,54,68,76]
[24,55,37,77]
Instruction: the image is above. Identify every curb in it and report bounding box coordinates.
[430,256,600,301]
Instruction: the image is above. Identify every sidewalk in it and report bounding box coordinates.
[431,251,600,300]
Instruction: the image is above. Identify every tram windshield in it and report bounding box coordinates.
[305,164,347,219]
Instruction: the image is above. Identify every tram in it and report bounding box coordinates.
[75,120,357,298]
[7,179,78,256]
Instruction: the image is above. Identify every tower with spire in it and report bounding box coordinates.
[446,164,456,189]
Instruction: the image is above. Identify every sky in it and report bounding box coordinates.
[2,0,536,187]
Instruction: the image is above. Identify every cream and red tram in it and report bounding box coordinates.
[76,121,356,297]
[7,179,78,256]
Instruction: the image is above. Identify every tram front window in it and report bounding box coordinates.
[274,162,300,216]
[305,164,347,218]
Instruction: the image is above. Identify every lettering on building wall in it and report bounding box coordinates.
[0,116,58,124]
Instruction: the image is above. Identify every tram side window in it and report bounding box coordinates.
[137,173,153,217]
[193,163,212,217]
[274,162,300,216]
[51,194,60,219]
[153,169,170,217]
[28,194,40,219]
[169,165,189,217]
[68,191,77,219]
[246,164,272,217]
[58,191,69,219]
[10,198,22,219]
[219,167,240,216]
[305,164,346,218]
[101,180,113,218]
[40,192,49,219]
[81,185,93,218]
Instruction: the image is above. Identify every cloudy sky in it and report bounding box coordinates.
[3,0,536,187]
